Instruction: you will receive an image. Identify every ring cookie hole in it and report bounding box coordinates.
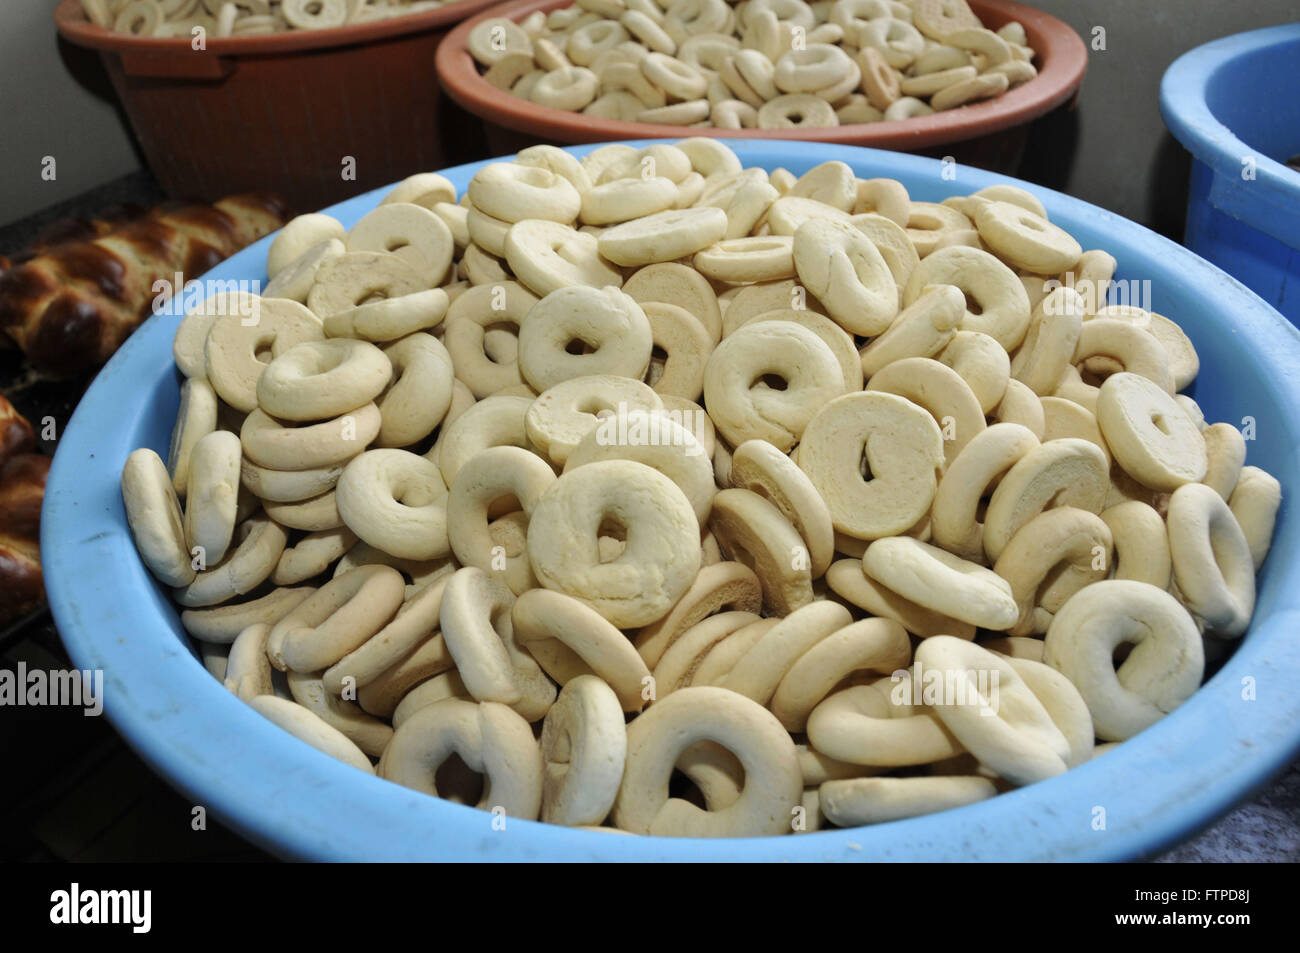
[597,516,629,563]
[435,753,486,806]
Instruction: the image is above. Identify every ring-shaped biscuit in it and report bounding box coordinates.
[1229,467,1282,570]
[1043,580,1204,741]
[797,391,944,541]
[930,422,1039,561]
[598,207,729,268]
[467,163,582,225]
[771,618,911,732]
[267,564,405,673]
[938,330,1010,414]
[323,288,449,343]
[180,587,314,644]
[285,670,393,757]
[204,298,323,413]
[847,211,919,291]
[306,252,430,320]
[1073,319,1175,394]
[709,488,814,616]
[378,698,543,818]
[447,446,556,594]
[1011,286,1085,396]
[1100,501,1171,589]
[992,507,1113,635]
[915,636,1070,785]
[434,394,534,487]
[820,775,996,826]
[273,526,358,587]
[540,675,627,826]
[718,600,852,704]
[641,302,714,401]
[335,449,450,561]
[806,681,963,767]
[865,356,986,465]
[347,203,455,285]
[122,448,196,587]
[634,561,764,667]
[793,217,899,335]
[757,93,839,129]
[527,460,701,628]
[1201,422,1247,501]
[622,262,722,343]
[703,320,845,452]
[612,686,802,837]
[183,431,243,566]
[526,374,662,467]
[741,309,862,393]
[694,236,795,284]
[580,176,678,226]
[248,694,373,775]
[864,537,1019,630]
[240,456,347,503]
[175,513,288,608]
[858,284,963,378]
[904,245,1031,349]
[1096,372,1207,492]
[973,200,1082,275]
[375,332,454,448]
[730,438,835,579]
[982,437,1110,562]
[513,588,652,711]
[518,286,654,393]
[443,282,537,398]
[652,611,763,697]
[322,574,450,693]
[256,339,391,422]
[564,408,715,525]
[267,214,346,279]
[1167,483,1255,637]
[439,567,556,721]
[504,220,623,298]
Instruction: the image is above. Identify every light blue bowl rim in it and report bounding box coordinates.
[1159,23,1300,248]
[43,140,1300,861]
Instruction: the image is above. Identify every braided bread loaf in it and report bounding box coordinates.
[0,193,289,375]
[0,394,47,627]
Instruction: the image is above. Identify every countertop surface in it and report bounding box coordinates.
[3,172,1297,864]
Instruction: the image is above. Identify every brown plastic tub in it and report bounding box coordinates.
[55,0,504,212]
[437,0,1087,172]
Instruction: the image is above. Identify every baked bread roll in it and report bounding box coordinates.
[0,452,49,627]
[0,394,47,627]
[0,193,289,375]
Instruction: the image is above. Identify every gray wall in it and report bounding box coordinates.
[1024,0,1298,235]
[0,1,142,225]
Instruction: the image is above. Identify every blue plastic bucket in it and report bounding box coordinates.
[1161,24,1300,325]
[42,141,1300,861]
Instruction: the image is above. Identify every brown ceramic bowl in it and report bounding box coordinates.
[55,0,506,211]
[436,0,1087,157]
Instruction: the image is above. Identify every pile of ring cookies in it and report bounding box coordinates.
[120,138,1282,837]
[465,0,1036,129]
[79,0,445,36]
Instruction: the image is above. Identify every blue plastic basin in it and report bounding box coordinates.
[1161,24,1300,326]
[42,141,1300,861]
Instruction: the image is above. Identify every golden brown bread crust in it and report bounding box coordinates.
[0,452,49,626]
[0,192,289,375]
[0,393,34,467]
